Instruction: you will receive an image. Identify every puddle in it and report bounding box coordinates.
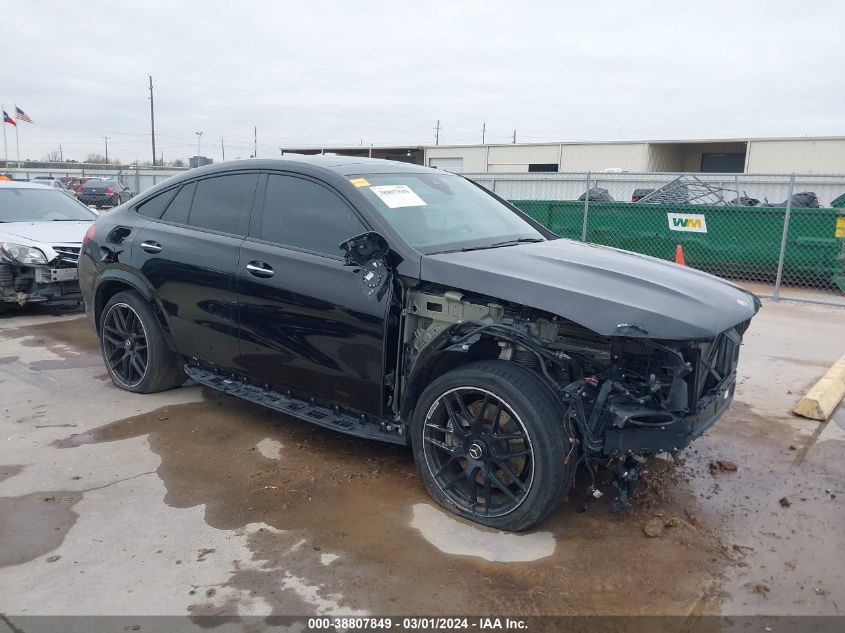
[0,490,83,568]
[410,503,555,562]
[0,464,25,484]
[0,317,98,354]
[52,388,725,615]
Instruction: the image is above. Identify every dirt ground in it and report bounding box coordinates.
[0,299,843,621]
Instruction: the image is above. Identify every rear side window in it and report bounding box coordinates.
[161,182,196,224]
[260,175,365,256]
[188,174,258,235]
[136,189,177,219]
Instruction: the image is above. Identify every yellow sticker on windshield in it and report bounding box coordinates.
[349,177,370,187]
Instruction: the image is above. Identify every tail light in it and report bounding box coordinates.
[631,196,637,202]
[82,224,96,250]
[105,187,114,195]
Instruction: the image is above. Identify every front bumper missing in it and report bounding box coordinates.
[602,376,736,456]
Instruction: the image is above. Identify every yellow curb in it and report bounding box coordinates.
[793,354,845,421]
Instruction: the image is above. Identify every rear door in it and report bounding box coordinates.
[131,172,259,369]
[236,172,388,416]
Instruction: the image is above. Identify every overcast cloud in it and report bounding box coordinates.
[1,0,843,164]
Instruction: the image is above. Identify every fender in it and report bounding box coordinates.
[93,268,179,353]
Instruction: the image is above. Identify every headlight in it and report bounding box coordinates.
[0,242,48,265]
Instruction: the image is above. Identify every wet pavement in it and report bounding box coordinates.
[0,301,843,618]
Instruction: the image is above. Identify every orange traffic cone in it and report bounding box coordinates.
[675,244,686,266]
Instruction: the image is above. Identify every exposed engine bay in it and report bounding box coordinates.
[0,246,82,309]
[398,285,750,511]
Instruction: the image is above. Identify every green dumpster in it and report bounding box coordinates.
[512,199,844,289]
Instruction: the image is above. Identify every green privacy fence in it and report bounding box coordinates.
[511,200,845,294]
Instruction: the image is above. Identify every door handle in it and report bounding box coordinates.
[140,241,162,254]
[246,261,274,278]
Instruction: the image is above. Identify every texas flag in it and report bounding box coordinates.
[15,106,33,123]
[2,110,14,126]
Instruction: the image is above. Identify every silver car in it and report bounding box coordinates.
[0,180,98,314]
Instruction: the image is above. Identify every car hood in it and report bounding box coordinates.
[420,239,760,340]
[0,221,91,245]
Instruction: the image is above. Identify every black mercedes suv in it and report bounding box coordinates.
[79,156,759,531]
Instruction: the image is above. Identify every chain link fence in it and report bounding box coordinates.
[1,164,188,195]
[467,172,845,306]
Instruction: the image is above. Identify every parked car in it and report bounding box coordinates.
[67,177,94,193]
[0,181,97,314]
[79,157,759,530]
[30,178,70,191]
[578,187,614,202]
[631,188,655,202]
[76,178,134,208]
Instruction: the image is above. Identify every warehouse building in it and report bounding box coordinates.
[424,136,845,174]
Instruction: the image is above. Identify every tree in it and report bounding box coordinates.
[85,153,109,164]
[43,150,62,162]
[170,159,186,167]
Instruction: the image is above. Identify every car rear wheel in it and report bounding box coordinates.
[100,290,184,393]
[411,360,572,531]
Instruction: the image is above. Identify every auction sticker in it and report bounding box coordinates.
[667,212,707,233]
[369,185,426,208]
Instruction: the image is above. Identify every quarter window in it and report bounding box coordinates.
[260,175,365,256]
[135,188,177,219]
[188,174,258,235]
[161,182,195,224]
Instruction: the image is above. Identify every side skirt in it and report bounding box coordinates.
[184,365,408,446]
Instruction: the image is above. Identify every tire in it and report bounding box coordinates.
[99,290,184,393]
[411,360,571,531]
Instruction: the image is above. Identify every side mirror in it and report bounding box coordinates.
[340,232,389,266]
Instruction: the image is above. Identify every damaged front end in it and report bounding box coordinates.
[400,287,752,512]
[0,243,82,309]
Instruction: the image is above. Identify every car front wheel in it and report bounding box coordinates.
[100,290,184,393]
[411,360,573,531]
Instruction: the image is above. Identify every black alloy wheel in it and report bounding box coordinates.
[101,302,148,388]
[412,360,572,531]
[422,386,535,518]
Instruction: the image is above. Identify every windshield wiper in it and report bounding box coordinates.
[434,237,545,254]
[487,237,545,248]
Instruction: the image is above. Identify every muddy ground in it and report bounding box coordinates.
[0,300,843,620]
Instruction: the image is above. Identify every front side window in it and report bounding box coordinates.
[260,175,365,257]
[352,172,543,253]
[188,174,258,235]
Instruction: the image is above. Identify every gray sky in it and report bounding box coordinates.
[1,0,843,164]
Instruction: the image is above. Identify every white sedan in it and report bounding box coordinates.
[0,180,98,314]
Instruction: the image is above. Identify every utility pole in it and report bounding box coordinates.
[103,136,110,164]
[434,120,441,145]
[482,122,486,144]
[59,144,63,162]
[195,131,203,158]
[512,129,517,144]
[254,126,257,158]
[221,138,225,161]
[148,75,156,166]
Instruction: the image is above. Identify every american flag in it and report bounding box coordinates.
[15,106,33,123]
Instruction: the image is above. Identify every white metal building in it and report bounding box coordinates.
[424,136,845,174]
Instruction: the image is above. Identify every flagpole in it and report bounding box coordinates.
[2,103,7,164]
[14,104,20,167]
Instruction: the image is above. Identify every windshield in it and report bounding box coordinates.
[353,172,544,253]
[0,187,98,222]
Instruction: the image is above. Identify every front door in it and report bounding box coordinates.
[236,173,389,416]
[132,172,259,369]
